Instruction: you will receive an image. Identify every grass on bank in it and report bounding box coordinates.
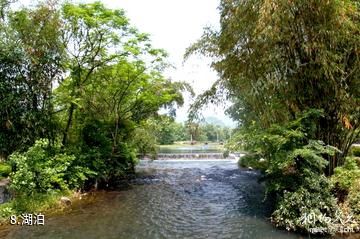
[0,163,11,180]
[0,190,74,225]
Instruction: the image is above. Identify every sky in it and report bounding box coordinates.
[96,0,219,92]
[18,0,236,126]
[94,0,235,126]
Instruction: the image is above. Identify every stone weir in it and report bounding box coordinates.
[155,153,226,160]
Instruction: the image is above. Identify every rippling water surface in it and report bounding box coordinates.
[1,159,353,239]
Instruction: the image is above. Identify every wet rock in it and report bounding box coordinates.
[60,196,72,206]
[0,178,10,204]
[0,187,5,204]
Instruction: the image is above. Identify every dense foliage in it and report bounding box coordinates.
[351,146,360,157]
[187,0,360,173]
[0,2,63,159]
[332,157,360,192]
[0,162,11,179]
[332,157,360,210]
[230,110,342,232]
[1,0,359,234]
[9,139,91,195]
[187,0,360,234]
[153,116,233,145]
[0,0,191,216]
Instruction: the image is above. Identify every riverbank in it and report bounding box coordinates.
[1,159,360,238]
[0,190,86,226]
[0,159,282,239]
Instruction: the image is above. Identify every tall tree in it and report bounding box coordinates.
[59,2,168,146]
[0,2,63,158]
[53,2,193,183]
[187,0,360,174]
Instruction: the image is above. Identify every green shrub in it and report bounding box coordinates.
[238,153,267,171]
[348,180,360,220]
[0,203,16,223]
[233,110,342,234]
[132,127,158,158]
[331,157,360,191]
[0,163,11,178]
[10,191,66,214]
[351,146,360,157]
[71,119,138,187]
[76,140,136,186]
[329,157,360,230]
[0,191,71,223]
[272,174,338,232]
[9,139,92,195]
[355,158,360,168]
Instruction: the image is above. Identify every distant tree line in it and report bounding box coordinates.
[152,116,233,145]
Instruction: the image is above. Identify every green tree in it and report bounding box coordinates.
[53,2,192,184]
[59,1,169,146]
[202,124,217,141]
[172,122,188,142]
[186,122,204,142]
[187,0,360,174]
[187,0,360,233]
[55,60,188,184]
[0,0,191,190]
[0,2,63,158]
[154,116,178,145]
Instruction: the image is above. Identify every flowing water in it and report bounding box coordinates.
[158,144,223,153]
[1,158,358,239]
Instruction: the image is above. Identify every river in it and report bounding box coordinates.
[0,157,358,239]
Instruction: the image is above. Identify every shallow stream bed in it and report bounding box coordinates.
[0,159,359,239]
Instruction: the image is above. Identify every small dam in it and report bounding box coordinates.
[155,153,227,160]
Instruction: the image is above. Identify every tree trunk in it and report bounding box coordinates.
[62,103,76,146]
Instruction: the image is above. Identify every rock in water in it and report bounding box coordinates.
[60,196,72,206]
[0,187,5,204]
[0,178,10,204]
